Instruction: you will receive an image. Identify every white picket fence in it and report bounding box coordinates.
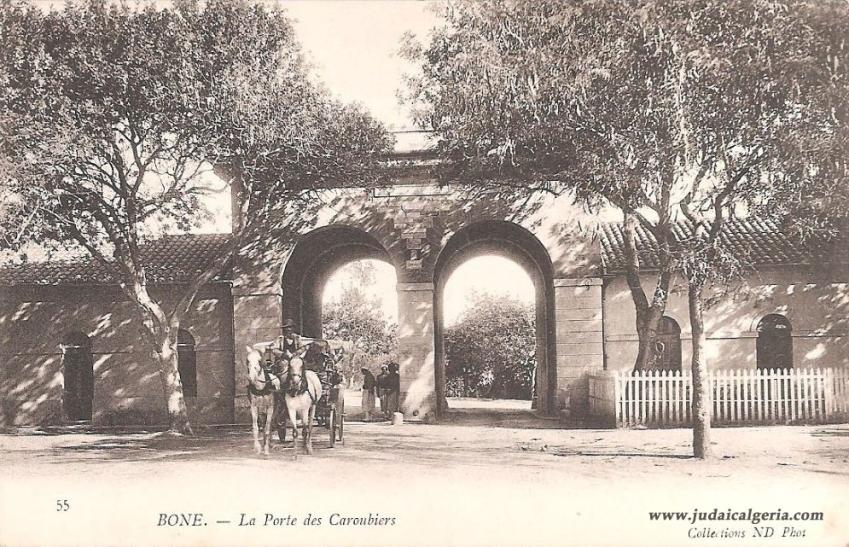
[588,368,849,427]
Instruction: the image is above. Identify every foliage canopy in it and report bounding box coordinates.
[444,292,535,400]
[0,0,392,432]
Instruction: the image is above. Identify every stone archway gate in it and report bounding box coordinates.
[230,162,606,423]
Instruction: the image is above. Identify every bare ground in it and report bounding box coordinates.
[1,408,848,547]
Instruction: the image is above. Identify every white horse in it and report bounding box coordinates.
[280,355,322,456]
[246,348,281,455]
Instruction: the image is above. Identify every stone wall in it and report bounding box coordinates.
[231,288,282,423]
[0,283,235,427]
[554,278,605,415]
[603,268,849,373]
[396,282,436,419]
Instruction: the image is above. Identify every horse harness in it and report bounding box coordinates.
[248,343,336,401]
[284,369,319,403]
[247,358,281,397]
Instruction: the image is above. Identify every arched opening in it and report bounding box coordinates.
[177,329,197,398]
[442,256,536,408]
[281,226,399,419]
[281,226,396,337]
[434,221,556,417]
[649,316,682,372]
[322,259,398,418]
[757,314,793,370]
[61,331,94,423]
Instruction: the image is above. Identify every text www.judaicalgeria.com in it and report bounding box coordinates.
[648,508,823,525]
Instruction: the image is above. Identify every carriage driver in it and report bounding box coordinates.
[253,319,308,369]
[257,319,333,376]
[267,319,315,361]
[277,319,306,359]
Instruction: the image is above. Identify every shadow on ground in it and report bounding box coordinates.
[438,408,564,429]
[4,424,692,470]
[3,412,848,480]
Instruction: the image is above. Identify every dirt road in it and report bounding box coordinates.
[1,417,847,547]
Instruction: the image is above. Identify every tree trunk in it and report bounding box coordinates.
[634,310,663,372]
[688,282,712,459]
[622,213,673,372]
[153,329,193,435]
[124,269,200,435]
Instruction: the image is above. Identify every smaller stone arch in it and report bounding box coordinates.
[280,224,400,337]
[748,310,793,334]
[659,310,688,335]
[60,331,94,422]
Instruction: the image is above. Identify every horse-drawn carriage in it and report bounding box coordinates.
[246,337,353,455]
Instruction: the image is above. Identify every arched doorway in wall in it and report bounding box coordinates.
[280,226,400,411]
[61,331,94,423]
[757,314,793,370]
[647,317,682,372]
[177,329,198,398]
[434,221,557,417]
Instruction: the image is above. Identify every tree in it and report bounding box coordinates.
[404,0,849,457]
[0,0,391,433]
[321,263,398,385]
[444,292,535,400]
[671,0,849,457]
[402,0,686,374]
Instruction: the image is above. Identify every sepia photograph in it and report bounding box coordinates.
[0,0,847,545]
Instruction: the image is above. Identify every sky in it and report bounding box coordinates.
[284,0,441,130]
[30,0,532,320]
[323,257,535,327]
[283,2,533,325]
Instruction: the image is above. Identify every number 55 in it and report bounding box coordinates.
[56,500,69,511]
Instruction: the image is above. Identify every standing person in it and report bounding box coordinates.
[386,362,400,417]
[360,367,377,422]
[376,364,390,420]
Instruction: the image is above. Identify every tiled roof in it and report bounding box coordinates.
[599,217,838,273]
[0,234,233,286]
[0,221,838,285]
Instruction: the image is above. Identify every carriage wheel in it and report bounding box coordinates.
[328,406,337,448]
[275,397,287,443]
[337,396,345,443]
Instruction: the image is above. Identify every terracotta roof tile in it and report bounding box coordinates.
[0,234,232,286]
[0,223,839,286]
[600,218,838,273]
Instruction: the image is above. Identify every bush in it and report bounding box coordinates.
[444,292,535,399]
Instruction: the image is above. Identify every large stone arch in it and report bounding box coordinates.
[280,225,399,337]
[230,184,604,422]
[433,220,557,416]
